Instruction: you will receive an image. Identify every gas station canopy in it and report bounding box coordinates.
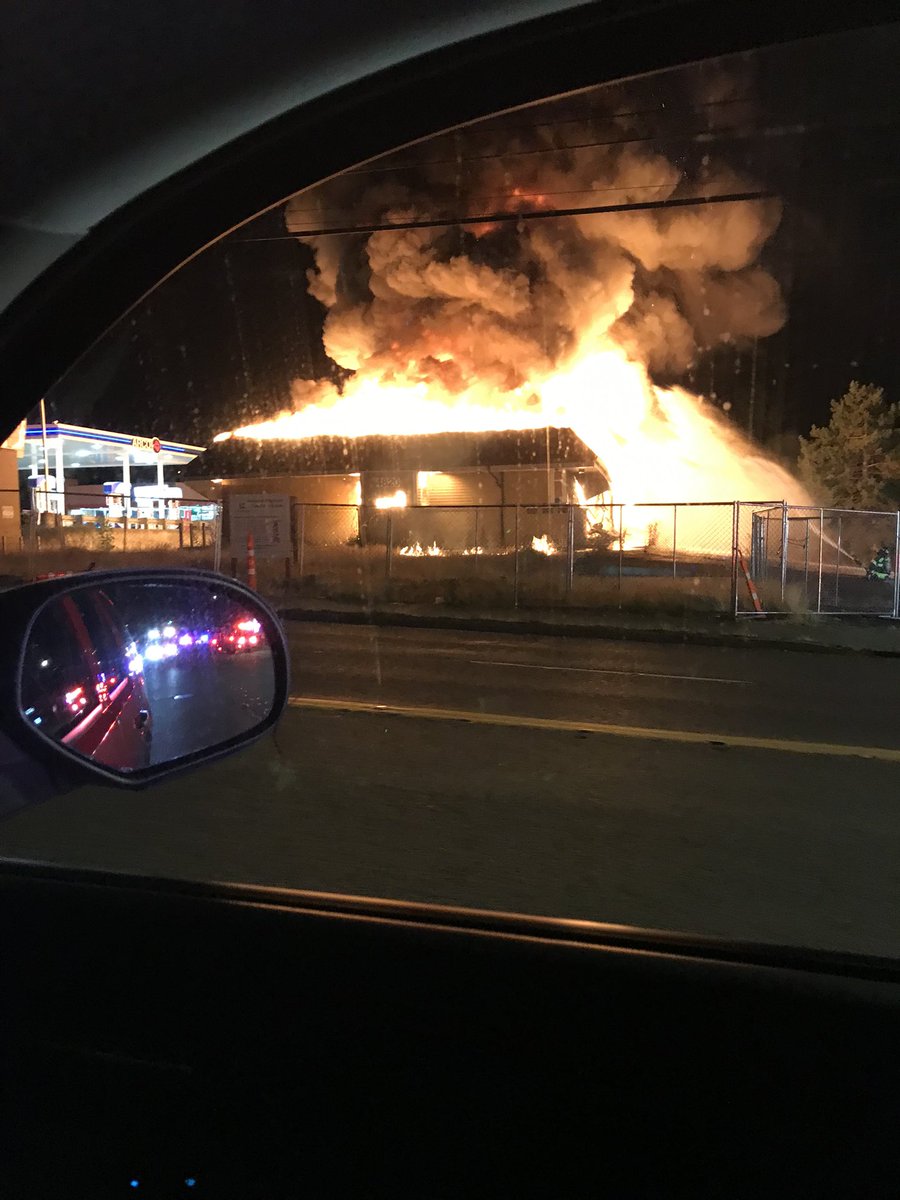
[19,421,207,517]
[21,422,205,471]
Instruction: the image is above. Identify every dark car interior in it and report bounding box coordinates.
[3,864,900,1198]
[3,2,900,1196]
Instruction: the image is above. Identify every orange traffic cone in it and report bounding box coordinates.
[737,549,762,612]
[247,530,257,591]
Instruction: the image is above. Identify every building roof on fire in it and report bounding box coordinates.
[192,427,598,478]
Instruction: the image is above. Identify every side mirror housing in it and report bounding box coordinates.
[0,570,289,788]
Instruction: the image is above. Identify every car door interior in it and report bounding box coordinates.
[1,861,899,1198]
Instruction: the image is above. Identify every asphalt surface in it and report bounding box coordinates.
[142,650,275,765]
[1,621,899,957]
[287,622,900,749]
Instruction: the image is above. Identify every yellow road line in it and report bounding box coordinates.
[287,696,900,762]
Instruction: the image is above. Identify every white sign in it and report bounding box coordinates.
[131,436,161,454]
[230,493,292,559]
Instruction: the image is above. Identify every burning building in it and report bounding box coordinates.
[191,426,605,552]
[211,83,812,550]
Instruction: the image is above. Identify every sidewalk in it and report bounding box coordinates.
[278,598,900,657]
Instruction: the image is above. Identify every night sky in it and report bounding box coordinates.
[43,22,900,472]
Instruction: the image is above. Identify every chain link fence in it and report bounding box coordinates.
[743,503,900,617]
[0,488,223,585]
[570,501,741,612]
[277,500,754,611]
[280,499,894,615]
[7,491,899,618]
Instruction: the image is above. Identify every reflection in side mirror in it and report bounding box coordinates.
[18,578,281,779]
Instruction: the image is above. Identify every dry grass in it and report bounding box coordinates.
[2,540,735,619]
[274,544,733,616]
[0,545,219,582]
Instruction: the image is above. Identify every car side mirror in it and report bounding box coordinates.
[0,570,289,787]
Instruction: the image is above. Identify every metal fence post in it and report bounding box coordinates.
[763,511,772,580]
[834,516,842,607]
[565,504,574,595]
[893,511,900,619]
[816,508,824,614]
[385,514,393,581]
[780,500,788,602]
[618,504,624,591]
[803,519,810,596]
[514,505,520,609]
[672,503,678,580]
[730,501,739,617]
[297,504,306,580]
[749,511,757,579]
[474,507,480,554]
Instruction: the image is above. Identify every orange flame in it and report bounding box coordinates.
[214,344,809,545]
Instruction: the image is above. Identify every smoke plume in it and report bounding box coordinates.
[287,135,784,393]
[214,113,809,511]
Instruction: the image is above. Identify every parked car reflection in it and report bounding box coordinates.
[19,580,278,773]
[21,589,153,770]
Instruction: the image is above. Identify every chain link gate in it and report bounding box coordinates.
[741,504,900,617]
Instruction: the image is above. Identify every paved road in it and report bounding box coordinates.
[287,621,900,749]
[1,622,899,958]
[143,651,274,765]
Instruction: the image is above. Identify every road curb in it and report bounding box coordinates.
[277,605,900,658]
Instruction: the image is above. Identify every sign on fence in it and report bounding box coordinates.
[229,494,291,559]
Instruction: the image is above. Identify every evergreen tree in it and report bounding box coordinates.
[798,381,900,508]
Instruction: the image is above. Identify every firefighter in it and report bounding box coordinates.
[866,546,892,582]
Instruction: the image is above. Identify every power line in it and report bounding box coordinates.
[237,188,773,242]
[334,130,703,177]
[296,109,900,178]
[279,180,684,223]
[338,95,758,175]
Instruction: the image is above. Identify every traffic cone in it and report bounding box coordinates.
[737,549,762,612]
[247,530,257,591]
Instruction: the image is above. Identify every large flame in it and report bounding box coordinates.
[214,342,809,550]
[214,117,810,543]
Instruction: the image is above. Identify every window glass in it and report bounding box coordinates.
[4,22,900,959]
